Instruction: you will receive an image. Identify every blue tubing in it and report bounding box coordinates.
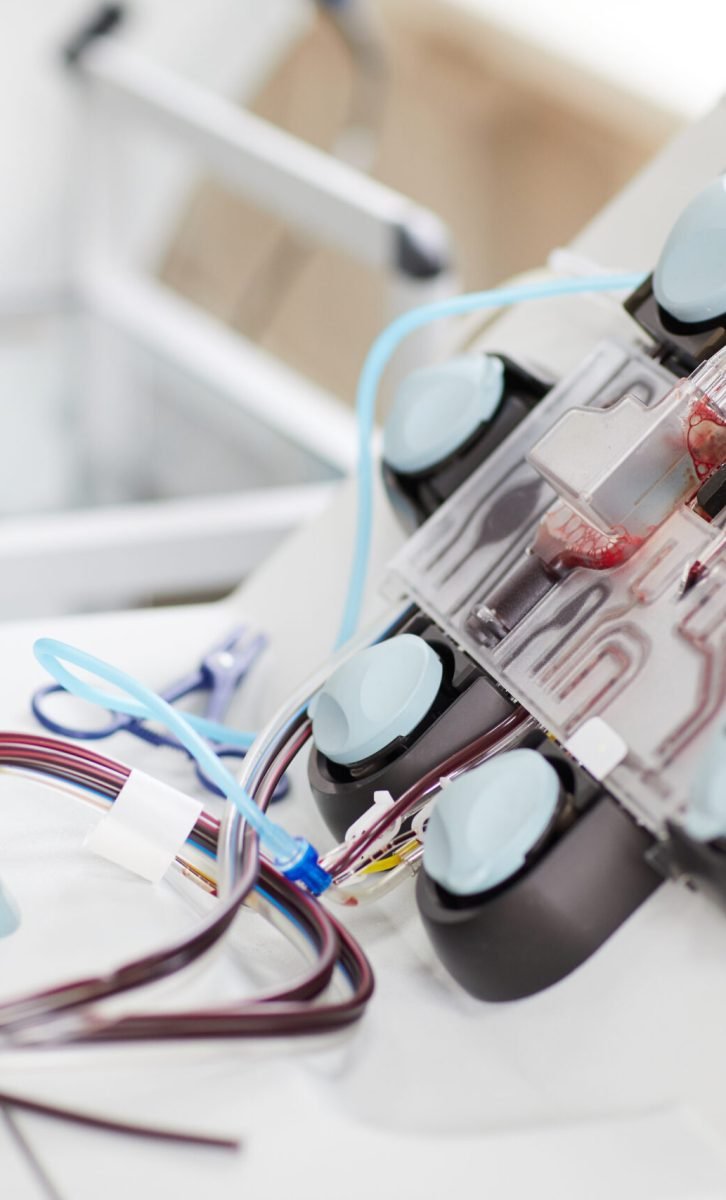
[33,638,302,866]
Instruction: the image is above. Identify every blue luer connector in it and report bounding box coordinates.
[279,838,332,895]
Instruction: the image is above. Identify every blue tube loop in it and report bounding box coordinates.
[33,639,330,893]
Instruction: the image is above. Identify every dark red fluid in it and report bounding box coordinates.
[536,504,642,572]
[531,391,726,576]
[687,396,726,481]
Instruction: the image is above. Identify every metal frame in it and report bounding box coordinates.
[0,483,336,618]
[0,8,455,616]
[80,268,360,475]
[76,35,452,281]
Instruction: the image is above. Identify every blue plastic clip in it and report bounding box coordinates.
[279,839,332,895]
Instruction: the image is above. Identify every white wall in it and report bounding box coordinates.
[445,0,726,122]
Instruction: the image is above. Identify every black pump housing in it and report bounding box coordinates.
[625,275,726,375]
[383,355,550,532]
[417,778,662,1002]
[307,612,516,842]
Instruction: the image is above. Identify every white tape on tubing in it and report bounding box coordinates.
[84,770,204,883]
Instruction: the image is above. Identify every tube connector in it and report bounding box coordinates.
[279,839,332,895]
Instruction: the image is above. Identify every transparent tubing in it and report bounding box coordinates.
[219,604,412,897]
[690,345,726,415]
[221,277,645,888]
[34,639,301,865]
[527,342,726,568]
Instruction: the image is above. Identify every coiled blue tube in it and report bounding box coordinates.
[33,638,319,876]
[335,272,645,647]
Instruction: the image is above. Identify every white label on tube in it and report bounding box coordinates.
[84,770,204,883]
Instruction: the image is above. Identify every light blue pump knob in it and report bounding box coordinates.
[424,749,561,896]
[684,724,726,842]
[0,880,20,938]
[382,355,505,475]
[309,634,443,766]
[653,177,726,325]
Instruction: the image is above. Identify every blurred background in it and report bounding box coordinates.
[0,0,721,617]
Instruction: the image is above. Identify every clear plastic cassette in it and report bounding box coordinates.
[386,339,726,835]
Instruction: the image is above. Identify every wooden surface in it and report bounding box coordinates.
[161,5,678,405]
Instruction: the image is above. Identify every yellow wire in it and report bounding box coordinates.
[358,839,420,875]
[360,852,402,875]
